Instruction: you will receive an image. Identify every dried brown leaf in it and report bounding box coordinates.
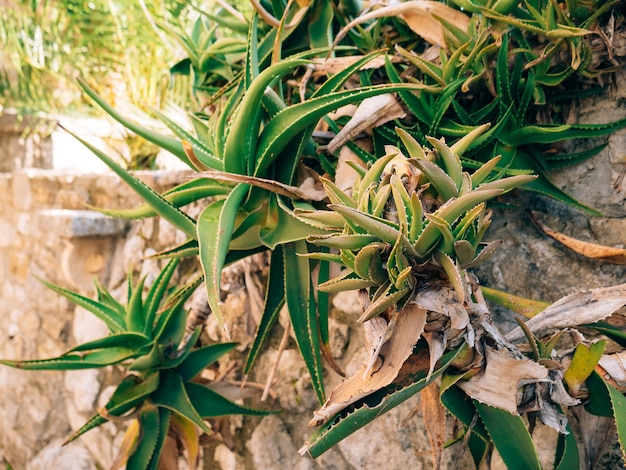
[110,419,140,470]
[423,331,446,381]
[312,55,391,75]
[332,1,470,50]
[363,315,392,378]
[421,381,446,470]
[531,213,626,264]
[170,414,199,469]
[458,346,548,415]
[335,146,367,191]
[327,94,406,154]
[506,283,626,342]
[309,303,427,425]
[598,351,626,392]
[193,169,327,201]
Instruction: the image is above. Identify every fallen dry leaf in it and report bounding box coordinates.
[312,55,392,75]
[421,381,446,470]
[506,283,626,342]
[328,94,406,154]
[193,169,327,201]
[531,212,626,264]
[458,346,549,415]
[598,351,626,392]
[332,1,470,51]
[309,303,427,425]
[334,145,367,191]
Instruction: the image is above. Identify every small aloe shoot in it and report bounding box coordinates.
[0,261,273,469]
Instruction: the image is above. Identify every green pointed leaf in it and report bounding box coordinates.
[197,184,249,334]
[284,240,325,404]
[308,233,380,250]
[178,343,238,382]
[244,247,286,375]
[503,118,626,146]
[69,333,150,353]
[0,348,143,371]
[303,347,461,458]
[259,196,329,249]
[330,205,400,245]
[146,408,171,470]
[563,340,606,395]
[63,129,197,239]
[37,277,125,333]
[475,174,537,193]
[93,279,126,317]
[426,136,463,189]
[583,321,626,348]
[129,343,165,372]
[153,297,187,350]
[149,239,199,260]
[65,372,160,444]
[440,382,489,442]
[77,79,196,169]
[126,275,147,333]
[585,370,613,417]
[150,370,210,433]
[555,420,580,470]
[474,402,542,470]
[254,84,427,176]
[413,159,459,201]
[470,155,501,187]
[186,382,273,417]
[358,285,411,322]
[414,189,504,257]
[144,259,180,337]
[126,406,161,470]
[318,272,379,293]
[152,110,222,170]
[224,58,309,175]
[602,376,626,455]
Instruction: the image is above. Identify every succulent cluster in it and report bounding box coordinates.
[301,125,535,317]
[1,260,270,468]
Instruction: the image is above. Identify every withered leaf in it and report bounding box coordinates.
[193,169,327,201]
[598,350,626,392]
[110,419,140,470]
[458,346,548,415]
[312,55,391,75]
[531,213,626,264]
[332,1,470,51]
[506,283,626,342]
[327,94,406,154]
[421,381,446,470]
[309,303,427,426]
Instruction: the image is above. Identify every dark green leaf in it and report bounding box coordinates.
[178,342,238,381]
[474,402,542,470]
[284,240,325,404]
[150,370,210,433]
[186,382,273,417]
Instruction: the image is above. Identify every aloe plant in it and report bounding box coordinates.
[0,260,272,468]
[324,1,626,215]
[5,1,626,467]
[297,126,626,468]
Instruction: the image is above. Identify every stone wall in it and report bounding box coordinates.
[1,76,626,468]
[0,112,54,172]
[0,169,192,468]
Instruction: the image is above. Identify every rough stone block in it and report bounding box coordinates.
[36,209,128,238]
[11,170,32,211]
[0,220,16,248]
